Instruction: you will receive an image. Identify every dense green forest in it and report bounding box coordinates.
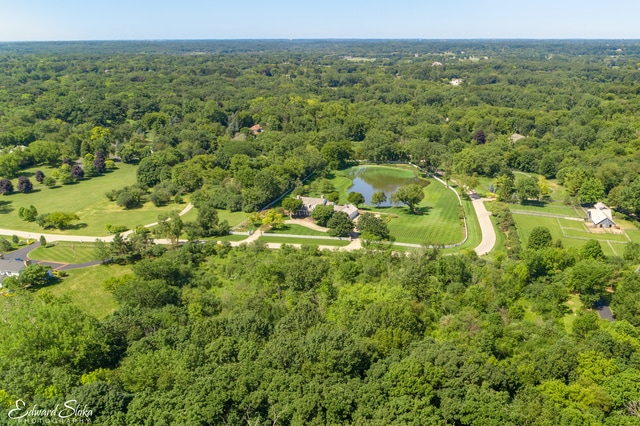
[2,40,640,424]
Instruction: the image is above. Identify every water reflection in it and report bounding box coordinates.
[345,167,420,207]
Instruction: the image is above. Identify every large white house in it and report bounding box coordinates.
[296,195,359,220]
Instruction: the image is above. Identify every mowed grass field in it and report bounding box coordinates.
[1,164,249,237]
[384,179,464,245]
[0,164,189,236]
[29,242,100,263]
[41,264,130,319]
[512,213,629,257]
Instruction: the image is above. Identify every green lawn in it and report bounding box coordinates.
[440,196,483,255]
[266,224,328,236]
[258,236,350,247]
[41,264,130,319]
[513,213,627,256]
[627,230,640,244]
[29,242,100,263]
[385,179,464,245]
[511,201,581,217]
[0,164,192,236]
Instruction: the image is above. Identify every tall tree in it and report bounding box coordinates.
[371,191,387,207]
[528,227,553,250]
[16,176,32,193]
[94,151,107,174]
[327,212,354,237]
[390,184,425,214]
[0,178,13,195]
[154,211,184,246]
[515,176,540,203]
[347,192,365,207]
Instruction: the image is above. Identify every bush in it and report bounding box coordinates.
[43,176,57,187]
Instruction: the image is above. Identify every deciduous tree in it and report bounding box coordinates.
[371,191,387,207]
[347,191,365,207]
[390,184,425,214]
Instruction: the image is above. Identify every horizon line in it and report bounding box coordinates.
[1,37,640,44]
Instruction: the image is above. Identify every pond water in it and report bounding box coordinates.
[345,166,421,207]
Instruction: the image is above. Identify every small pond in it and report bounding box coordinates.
[345,166,421,207]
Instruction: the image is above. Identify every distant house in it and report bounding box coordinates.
[510,133,526,143]
[450,78,462,86]
[588,202,616,228]
[249,124,263,135]
[432,61,443,67]
[296,195,359,220]
[0,256,27,288]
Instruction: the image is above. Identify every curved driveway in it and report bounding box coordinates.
[471,197,496,256]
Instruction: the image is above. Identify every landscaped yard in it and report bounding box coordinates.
[294,165,466,246]
[29,242,100,263]
[384,179,465,245]
[40,264,130,319]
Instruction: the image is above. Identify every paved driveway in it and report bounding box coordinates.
[472,198,496,256]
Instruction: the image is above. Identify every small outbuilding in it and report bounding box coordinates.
[588,202,616,228]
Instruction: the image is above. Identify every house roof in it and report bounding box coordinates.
[298,196,327,209]
[0,258,26,274]
[334,204,358,217]
[588,206,614,225]
[594,202,608,210]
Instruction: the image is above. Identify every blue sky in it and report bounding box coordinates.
[1,0,639,41]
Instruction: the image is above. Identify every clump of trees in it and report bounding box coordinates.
[106,185,148,209]
[18,205,38,221]
[36,211,80,230]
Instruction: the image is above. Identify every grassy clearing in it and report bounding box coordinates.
[41,264,129,319]
[563,294,584,331]
[266,224,328,236]
[29,242,99,263]
[0,164,191,236]
[258,236,350,247]
[513,213,627,256]
[384,179,464,245]
[511,201,581,217]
